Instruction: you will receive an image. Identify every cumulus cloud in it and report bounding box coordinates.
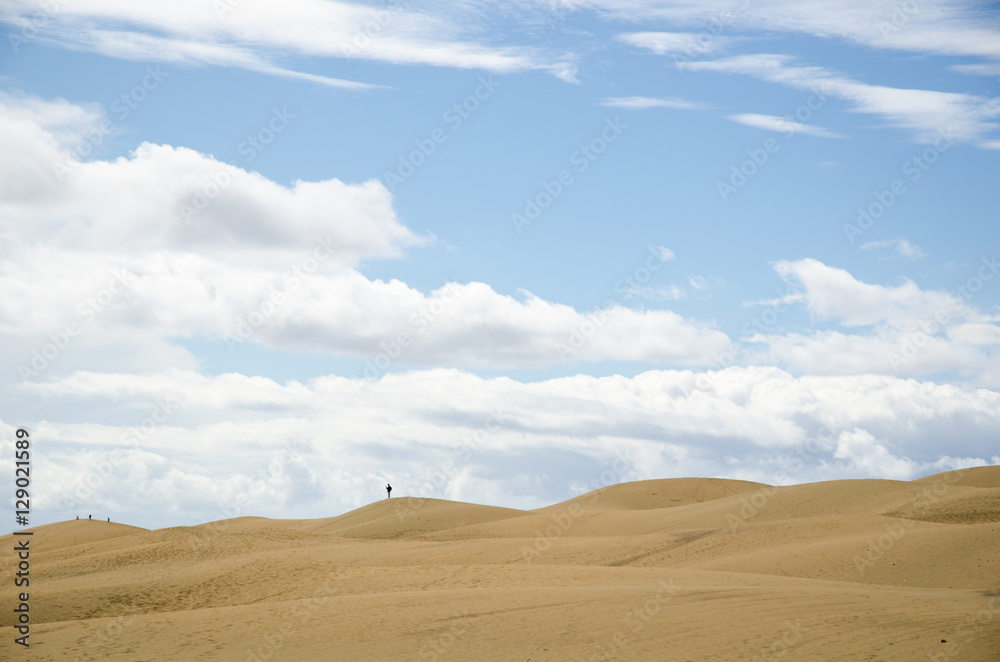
[743,258,1000,383]
[4,255,733,372]
[0,92,419,264]
[772,258,967,326]
[0,90,729,378]
[834,428,916,480]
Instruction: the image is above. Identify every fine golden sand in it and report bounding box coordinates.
[3,467,999,661]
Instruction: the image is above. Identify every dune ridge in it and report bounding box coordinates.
[3,467,999,660]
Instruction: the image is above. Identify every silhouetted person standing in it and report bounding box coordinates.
[386,483,392,499]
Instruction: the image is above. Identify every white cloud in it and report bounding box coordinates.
[772,258,967,326]
[688,275,710,290]
[834,428,916,479]
[688,274,726,296]
[743,259,1000,383]
[617,31,734,56]
[599,0,1000,62]
[0,0,577,84]
[745,328,989,378]
[727,113,842,138]
[860,238,927,260]
[600,96,705,110]
[651,245,675,261]
[0,92,420,265]
[3,254,733,369]
[948,323,1000,347]
[50,27,384,90]
[680,54,1000,143]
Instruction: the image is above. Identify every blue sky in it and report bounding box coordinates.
[1,0,999,529]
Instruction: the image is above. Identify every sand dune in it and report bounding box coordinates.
[538,477,769,512]
[914,465,1000,488]
[3,468,999,660]
[8,519,147,552]
[290,497,531,538]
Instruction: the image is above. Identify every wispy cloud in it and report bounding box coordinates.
[651,245,675,261]
[600,0,1000,63]
[52,28,386,90]
[952,62,1000,77]
[686,274,726,300]
[860,238,927,260]
[601,96,706,110]
[728,113,843,138]
[617,31,735,56]
[626,285,687,301]
[0,0,578,86]
[680,54,1000,144]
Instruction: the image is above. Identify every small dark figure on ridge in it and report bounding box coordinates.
[386,483,392,499]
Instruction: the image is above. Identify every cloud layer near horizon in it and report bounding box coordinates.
[5,366,998,527]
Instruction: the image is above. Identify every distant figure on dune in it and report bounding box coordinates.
[88,514,91,520]
[107,517,110,522]
[386,483,392,499]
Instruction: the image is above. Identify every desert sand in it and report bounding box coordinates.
[3,467,999,661]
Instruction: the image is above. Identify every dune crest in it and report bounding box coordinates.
[914,464,1000,488]
[540,476,770,512]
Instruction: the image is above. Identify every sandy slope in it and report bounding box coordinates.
[3,468,999,661]
[2,519,147,550]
